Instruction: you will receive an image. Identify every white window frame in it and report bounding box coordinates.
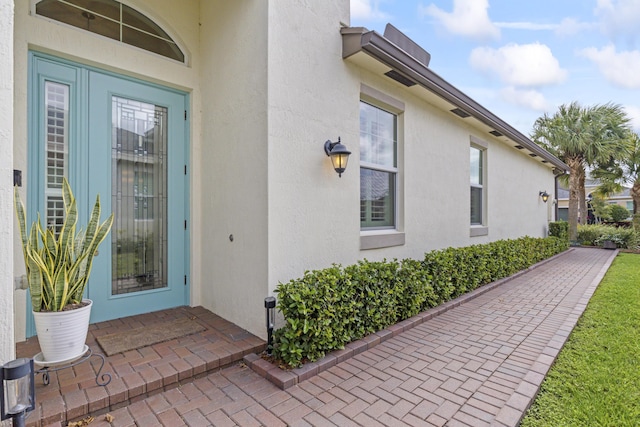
[359,84,405,250]
[470,136,488,237]
[44,80,70,234]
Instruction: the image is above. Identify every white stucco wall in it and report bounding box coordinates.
[266,0,358,294]
[197,0,270,339]
[1,0,15,365]
[263,0,556,313]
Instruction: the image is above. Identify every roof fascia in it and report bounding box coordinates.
[341,27,569,174]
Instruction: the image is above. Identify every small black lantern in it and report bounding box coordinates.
[539,191,550,203]
[264,296,276,355]
[1,358,35,427]
[324,137,351,177]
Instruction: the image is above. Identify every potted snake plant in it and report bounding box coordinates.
[15,178,113,363]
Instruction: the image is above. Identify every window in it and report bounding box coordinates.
[470,138,488,237]
[360,101,397,229]
[45,81,69,234]
[558,207,569,222]
[35,0,185,62]
[470,146,483,225]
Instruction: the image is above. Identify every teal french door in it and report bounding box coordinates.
[28,53,189,330]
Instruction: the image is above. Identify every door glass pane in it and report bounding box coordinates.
[44,81,69,234]
[111,96,168,295]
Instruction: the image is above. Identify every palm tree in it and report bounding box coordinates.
[591,132,640,221]
[532,102,631,242]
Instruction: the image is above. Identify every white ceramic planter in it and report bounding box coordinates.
[32,299,92,363]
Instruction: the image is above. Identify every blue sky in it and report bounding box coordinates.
[350,0,640,136]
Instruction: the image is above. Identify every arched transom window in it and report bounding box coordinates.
[36,0,185,63]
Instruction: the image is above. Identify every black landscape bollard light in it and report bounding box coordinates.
[264,296,276,355]
[1,358,35,427]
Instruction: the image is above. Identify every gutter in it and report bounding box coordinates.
[341,26,569,174]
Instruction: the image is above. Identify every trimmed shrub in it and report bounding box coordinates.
[577,224,605,246]
[634,214,640,232]
[273,236,568,367]
[608,204,631,222]
[578,224,639,249]
[549,221,569,241]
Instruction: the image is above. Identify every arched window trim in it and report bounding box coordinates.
[31,0,189,65]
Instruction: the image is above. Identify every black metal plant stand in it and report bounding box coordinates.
[34,347,111,387]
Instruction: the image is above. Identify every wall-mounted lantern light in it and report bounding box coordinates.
[324,137,351,177]
[264,297,276,355]
[1,358,35,427]
[539,191,550,203]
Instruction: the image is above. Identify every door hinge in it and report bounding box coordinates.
[184,164,187,175]
[184,275,187,285]
[184,220,187,230]
[184,110,187,120]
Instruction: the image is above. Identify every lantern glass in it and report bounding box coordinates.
[540,191,550,203]
[3,376,31,414]
[264,297,276,329]
[2,359,34,416]
[268,307,275,329]
[330,152,349,174]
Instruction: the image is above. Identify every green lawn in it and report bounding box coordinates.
[521,253,640,427]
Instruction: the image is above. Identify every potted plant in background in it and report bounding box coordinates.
[15,178,113,363]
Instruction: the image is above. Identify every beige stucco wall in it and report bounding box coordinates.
[1,0,15,365]
[264,2,555,309]
[197,0,270,339]
[258,2,556,340]
[266,0,359,294]
[350,70,554,255]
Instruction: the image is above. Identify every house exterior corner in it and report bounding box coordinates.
[2,0,566,368]
[1,0,15,364]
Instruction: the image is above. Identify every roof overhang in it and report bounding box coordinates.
[341,25,569,175]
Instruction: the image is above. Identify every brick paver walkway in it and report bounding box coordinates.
[50,247,618,426]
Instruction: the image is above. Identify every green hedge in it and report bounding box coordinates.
[577,224,638,249]
[549,221,569,241]
[273,236,569,367]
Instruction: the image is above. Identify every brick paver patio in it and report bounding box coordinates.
[23,247,617,426]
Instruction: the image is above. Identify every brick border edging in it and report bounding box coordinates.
[510,248,619,426]
[244,249,574,389]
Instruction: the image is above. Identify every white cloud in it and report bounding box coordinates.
[624,105,640,131]
[420,0,500,41]
[595,0,640,42]
[350,0,390,21]
[493,18,596,36]
[495,22,557,31]
[500,87,550,111]
[555,17,597,37]
[579,44,640,89]
[469,43,568,87]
